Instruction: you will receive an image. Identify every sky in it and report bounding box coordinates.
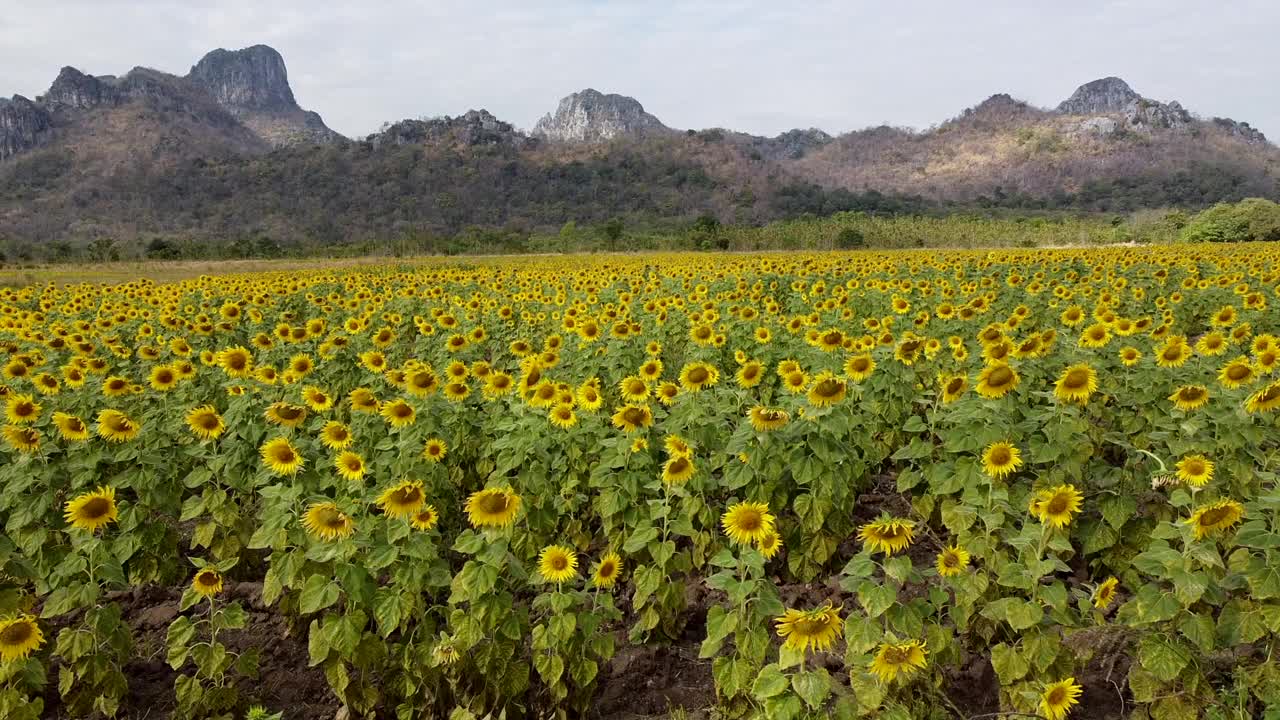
[1,0,1276,140]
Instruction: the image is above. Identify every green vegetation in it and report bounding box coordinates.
[1180,198,1280,243]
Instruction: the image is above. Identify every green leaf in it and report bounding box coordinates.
[1178,613,1216,653]
[1138,637,1187,683]
[1005,600,1043,631]
[990,643,1028,684]
[373,589,403,638]
[700,605,737,658]
[752,664,789,700]
[792,668,832,709]
[858,583,896,618]
[299,575,340,615]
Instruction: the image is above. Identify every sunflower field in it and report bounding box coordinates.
[2,245,1280,720]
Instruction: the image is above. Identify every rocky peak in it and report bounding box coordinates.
[1212,117,1268,145]
[187,45,296,113]
[0,95,54,160]
[1057,77,1140,115]
[369,109,534,150]
[44,67,118,110]
[532,89,670,144]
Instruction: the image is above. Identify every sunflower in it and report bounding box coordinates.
[349,388,380,413]
[662,455,696,485]
[611,404,653,433]
[410,504,439,531]
[191,568,223,598]
[721,502,775,546]
[422,438,448,462]
[1028,485,1083,528]
[186,406,225,440]
[443,382,471,403]
[1040,678,1083,720]
[538,545,579,584]
[149,365,179,392]
[217,346,254,378]
[548,403,578,429]
[1155,339,1191,368]
[748,406,789,432]
[1078,323,1110,348]
[591,552,623,589]
[619,375,650,403]
[1093,577,1119,610]
[302,386,334,412]
[981,442,1023,480]
[2,425,39,453]
[1118,346,1142,366]
[96,409,140,443]
[302,502,355,541]
[63,486,118,532]
[4,394,40,424]
[380,398,416,427]
[0,615,45,662]
[1053,364,1097,404]
[53,412,90,442]
[1175,455,1213,488]
[752,527,783,561]
[736,361,764,388]
[1186,499,1245,540]
[868,640,928,683]
[935,545,970,577]
[1169,385,1210,411]
[807,372,848,408]
[663,435,693,458]
[976,363,1019,399]
[377,480,426,519]
[774,603,843,654]
[265,402,308,428]
[679,362,719,392]
[843,354,875,382]
[465,486,522,529]
[858,517,915,556]
[939,375,968,404]
[1246,382,1280,414]
[1218,357,1257,389]
[260,437,304,476]
[102,376,131,397]
[319,421,353,450]
[334,451,367,482]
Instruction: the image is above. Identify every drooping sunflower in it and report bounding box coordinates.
[1028,485,1083,528]
[265,402,308,428]
[63,486,118,532]
[1218,356,1257,389]
[96,409,141,443]
[349,388,380,413]
[5,394,40,424]
[662,455,696,485]
[260,437,305,476]
[1169,385,1210,411]
[774,603,843,654]
[721,502,775,546]
[380,398,416,427]
[981,442,1023,480]
[858,517,915,556]
[679,362,719,392]
[377,480,426,519]
[185,405,225,440]
[1093,577,1119,610]
[1186,498,1245,540]
[1040,678,1083,720]
[1175,455,1213,488]
[1053,364,1098,404]
[0,615,45,662]
[538,545,579,584]
[422,438,448,462]
[465,486,522,529]
[806,372,848,408]
[939,374,968,404]
[748,406,789,432]
[610,404,653,433]
[1246,382,1280,414]
[935,545,971,577]
[2,425,40,453]
[191,568,223,598]
[333,451,367,482]
[976,363,1019,399]
[53,412,90,442]
[410,504,439,531]
[302,502,355,541]
[591,552,623,589]
[868,639,928,684]
[664,435,693,457]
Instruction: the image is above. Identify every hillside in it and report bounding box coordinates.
[1,46,1278,260]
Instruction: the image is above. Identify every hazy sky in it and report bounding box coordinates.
[1,1,1275,140]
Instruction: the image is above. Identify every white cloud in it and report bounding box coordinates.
[0,0,1275,139]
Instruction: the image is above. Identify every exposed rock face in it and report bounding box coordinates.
[188,45,341,146]
[370,109,535,150]
[1057,77,1141,115]
[533,89,670,143]
[0,96,54,160]
[1124,98,1191,130]
[44,67,118,110]
[1213,117,1268,144]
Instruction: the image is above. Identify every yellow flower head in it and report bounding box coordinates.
[868,639,928,683]
[0,615,45,662]
[1093,577,1119,610]
[1053,363,1098,404]
[981,442,1023,480]
[538,545,578,584]
[591,552,623,589]
[96,409,141,443]
[721,502,775,546]
[302,502,355,541]
[1029,484,1083,528]
[1186,498,1244,540]
[465,486,522,529]
[377,480,426,519]
[935,545,971,577]
[186,405,225,440]
[1040,678,1083,720]
[191,568,223,598]
[1175,455,1213,488]
[858,517,915,556]
[64,486,119,532]
[260,437,305,476]
[775,603,843,654]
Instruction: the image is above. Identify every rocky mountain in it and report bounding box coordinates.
[368,109,535,150]
[1056,77,1141,115]
[532,89,672,143]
